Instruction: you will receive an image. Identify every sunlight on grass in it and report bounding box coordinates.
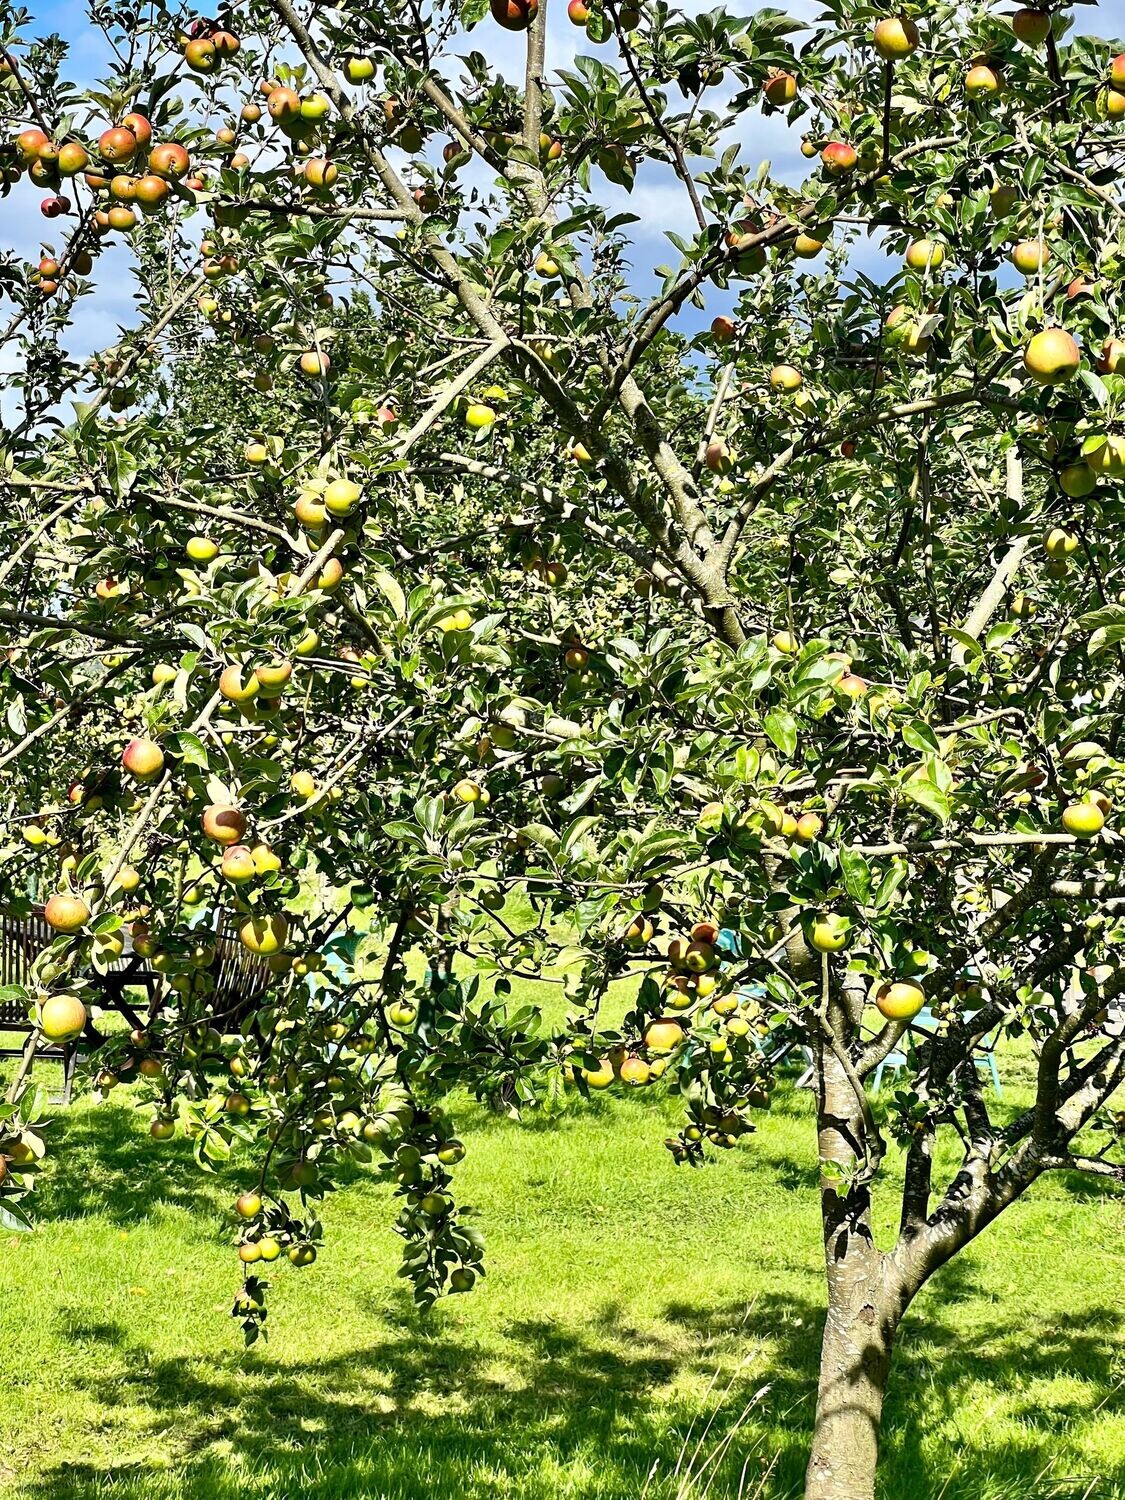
[0,1028,1121,1500]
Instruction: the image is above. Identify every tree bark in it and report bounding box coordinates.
[804,1251,900,1500]
[804,979,903,1500]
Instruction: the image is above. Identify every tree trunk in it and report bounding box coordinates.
[804,1258,899,1500]
[803,975,904,1500]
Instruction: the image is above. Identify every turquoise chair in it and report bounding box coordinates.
[873,1006,1002,1096]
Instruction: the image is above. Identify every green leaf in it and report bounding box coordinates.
[763,707,798,756]
[105,442,139,498]
[901,721,940,754]
[902,779,951,823]
[371,569,406,621]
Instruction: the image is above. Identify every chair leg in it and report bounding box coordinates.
[874,1063,884,1093]
[61,1045,78,1108]
[989,1055,1002,1098]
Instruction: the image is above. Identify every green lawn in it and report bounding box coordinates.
[0,1044,1122,1500]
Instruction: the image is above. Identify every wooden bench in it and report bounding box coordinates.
[0,910,273,1105]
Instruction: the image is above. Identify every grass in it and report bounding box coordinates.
[0,1032,1121,1500]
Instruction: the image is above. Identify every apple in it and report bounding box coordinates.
[905,239,945,270]
[304,158,338,188]
[763,70,798,105]
[212,30,240,57]
[1111,54,1125,87]
[1062,802,1105,837]
[618,1055,651,1086]
[39,994,88,1041]
[809,913,849,952]
[299,350,330,378]
[345,54,376,81]
[57,142,89,176]
[710,315,737,343]
[644,1019,685,1053]
[874,980,925,1021]
[792,230,826,258]
[122,737,164,781]
[134,174,169,208]
[220,664,260,702]
[1059,463,1097,497]
[236,1191,262,1218]
[267,86,302,123]
[885,304,931,354]
[769,363,802,391]
[45,895,91,933]
[150,1117,176,1141]
[1011,239,1049,275]
[222,845,257,883]
[489,0,539,28]
[290,770,317,799]
[239,914,288,955]
[203,804,247,845]
[1044,528,1078,559]
[465,402,496,429]
[704,439,733,474]
[186,535,218,562]
[1097,338,1125,374]
[772,630,798,653]
[324,478,362,515]
[148,142,190,180]
[99,126,137,162]
[255,660,292,693]
[965,62,1002,95]
[795,812,823,842]
[1084,435,1125,476]
[1012,8,1050,44]
[16,128,50,163]
[300,94,332,122]
[184,37,217,72]
[872,17,919,59]
[820,141,857,174]
[121,111,151,147]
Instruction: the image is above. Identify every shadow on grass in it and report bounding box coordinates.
[18,1268,1125,1500]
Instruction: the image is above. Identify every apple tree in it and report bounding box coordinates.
[1,0,1125,1493]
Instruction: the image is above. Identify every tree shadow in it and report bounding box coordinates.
[17,1263,1125,1500]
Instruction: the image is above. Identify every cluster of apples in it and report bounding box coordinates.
[179,18,241,74]
[15,112,192,232]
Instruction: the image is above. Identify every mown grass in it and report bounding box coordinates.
[0,1021,1122,1500]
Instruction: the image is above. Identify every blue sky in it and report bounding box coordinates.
[6,0,1125,386]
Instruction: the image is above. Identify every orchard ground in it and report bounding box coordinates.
[0,1006,1121,1500]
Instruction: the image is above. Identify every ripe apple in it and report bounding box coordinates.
[792,230,825,258]
[490,0,539,28]
[874,979,925,1020]
[1011,239,1049,275]
[236,1190,262,1218]
[134,174,169,208]
[623,916,655,949]
[148,142,190,180]
[255,660,292,693]
[1097,338,1125,374]
[184,37,218,72]
[795,812,823,842]
[1026,330,1080,384]
[618,1055,651,1086]
[772,630,798,653]
[644,1019,685,1053]
[1111,54,1125,87]
[57,142,89,176]
[121,737,164,781]
[44,894,91,934]
[202,804,247,845]
[222,845,257,883]
[820,141,857,174]
[99,126,137,163]
[710,315,737,343]
[16,127,50,163]
[220,664,260,703]
[965,62,1002,95]
[763,70,798,106]
[769,363,802,391]
[150,1117,176,1141]
[872,17,919,60]
[304,158,338,188]
[239,914,288,955]
[299,349,330,378]
[345,54,376,81]
[39,994,88,1041]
